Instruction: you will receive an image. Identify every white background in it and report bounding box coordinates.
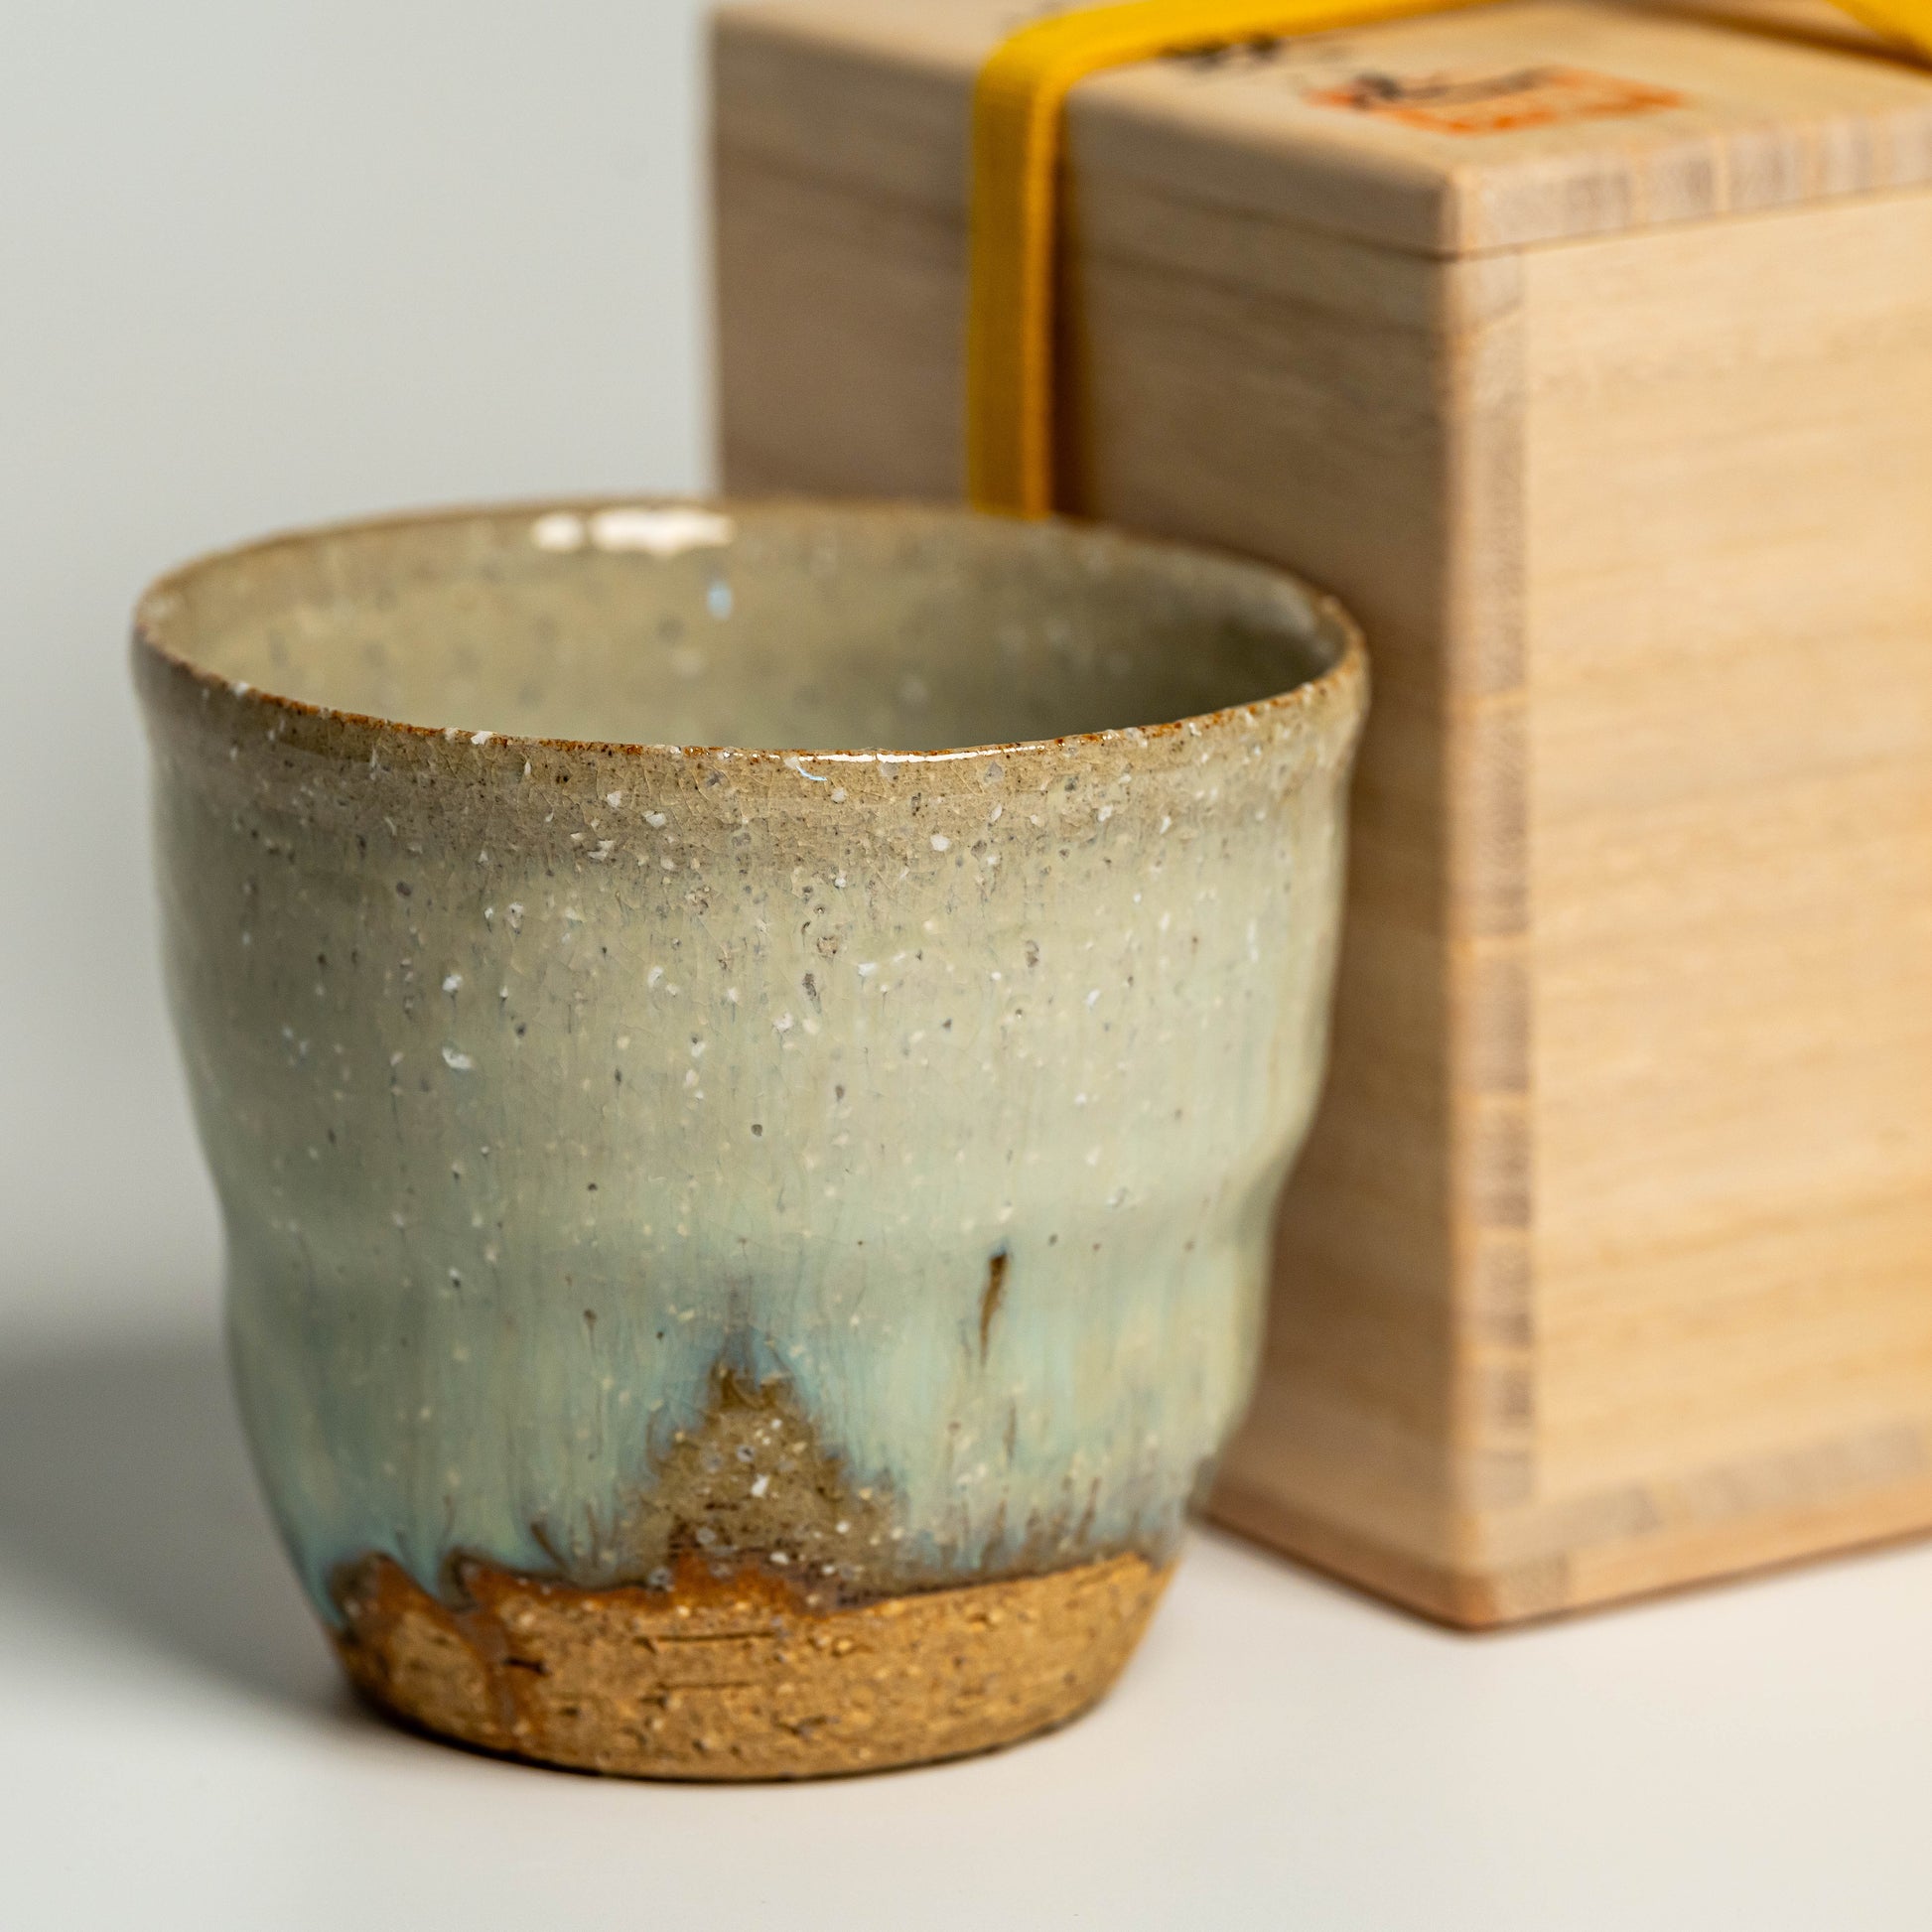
[3,4,1929,1926]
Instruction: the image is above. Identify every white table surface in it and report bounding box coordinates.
[4,1274,1931,1930]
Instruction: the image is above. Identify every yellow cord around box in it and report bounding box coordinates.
[966,0,1932,517]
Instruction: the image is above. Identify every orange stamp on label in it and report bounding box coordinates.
[1306,64,1684,136]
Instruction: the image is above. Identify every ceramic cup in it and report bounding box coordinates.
[133,498,1365,1778]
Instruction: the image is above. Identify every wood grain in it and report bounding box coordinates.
[715,0,1932,1623]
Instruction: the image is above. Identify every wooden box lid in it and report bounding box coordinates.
[716,0,1932,254]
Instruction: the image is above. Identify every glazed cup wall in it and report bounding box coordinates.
[133,501,1365,1772]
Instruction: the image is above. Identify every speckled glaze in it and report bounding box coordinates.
[134,499,1365,1777]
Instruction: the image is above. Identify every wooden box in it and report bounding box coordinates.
[712,0,1932,1624]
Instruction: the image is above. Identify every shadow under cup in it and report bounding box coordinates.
[133,499,1366,1778]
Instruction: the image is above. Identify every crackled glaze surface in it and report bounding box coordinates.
[134,499,1364,1774]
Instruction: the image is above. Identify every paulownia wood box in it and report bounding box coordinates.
[712,0,1932,1625]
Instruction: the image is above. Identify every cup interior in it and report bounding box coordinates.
[142,500,1349,753]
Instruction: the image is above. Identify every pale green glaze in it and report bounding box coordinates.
[134,500,1365,1618]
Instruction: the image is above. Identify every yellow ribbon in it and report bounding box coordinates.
[967,0,1932,516]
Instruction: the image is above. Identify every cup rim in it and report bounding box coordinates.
[132,494,1368,767]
